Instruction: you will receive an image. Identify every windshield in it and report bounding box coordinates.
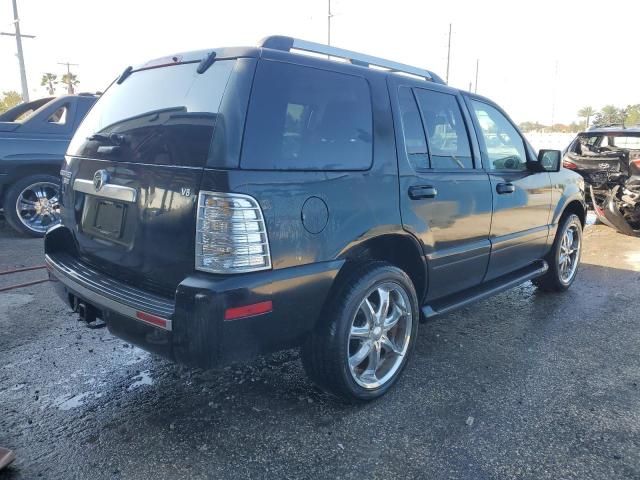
[68,60,235,167]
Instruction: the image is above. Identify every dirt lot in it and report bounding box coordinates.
[0,217,639,480]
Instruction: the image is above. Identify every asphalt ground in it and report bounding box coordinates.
[0,216,639,479]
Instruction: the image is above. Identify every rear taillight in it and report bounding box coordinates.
[563,159,577,170]
[631,158,640,169]
[195,191,271,274]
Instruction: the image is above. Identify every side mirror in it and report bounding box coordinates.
[529,149,561,172]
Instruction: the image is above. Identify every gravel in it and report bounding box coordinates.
[1,218,639,479]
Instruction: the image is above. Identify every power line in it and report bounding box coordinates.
[1,0,36,102]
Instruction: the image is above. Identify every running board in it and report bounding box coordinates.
[422,260,548,319]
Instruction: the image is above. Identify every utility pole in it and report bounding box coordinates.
[550,60,558,127]
[58,61,79,94]
[1,0,36,102]
[445,23,451,84]
[474,59,479,93]
[327,0,332,46]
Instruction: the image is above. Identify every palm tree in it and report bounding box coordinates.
[61,73,80,94]
[577,106,594,129]
[600,105,621,125]
[40,73,58,96]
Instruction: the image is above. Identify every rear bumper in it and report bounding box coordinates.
[46,251,342,368]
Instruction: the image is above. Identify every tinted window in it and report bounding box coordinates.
[48,106,67,124]
[397,87,429,170]
[68,60,236,167]
[470,100,526,171]
[414,89,473,169]
[242,61,372,170]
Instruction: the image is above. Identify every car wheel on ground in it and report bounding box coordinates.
[302,262,419,402]
[4,174,62,237]
[533,213,583,292]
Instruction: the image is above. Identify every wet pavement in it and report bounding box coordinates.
[1,217,639,479]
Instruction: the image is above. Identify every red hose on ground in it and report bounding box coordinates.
[0,265,49,292]
[0,278,50,293]
[0,265,47,276]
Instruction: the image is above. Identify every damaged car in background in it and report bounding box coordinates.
[563,126,640,236]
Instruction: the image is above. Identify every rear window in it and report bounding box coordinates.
[574,133,640,152]
[67,60,236,167]
[241,60,373,170]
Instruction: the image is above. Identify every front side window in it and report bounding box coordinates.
[414,89,473,169]
[242,61,373,170]
[471,100,526,171]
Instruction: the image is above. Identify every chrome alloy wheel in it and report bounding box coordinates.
[558,223,581,284]
[347,282,413,389]
[15,182,61,234]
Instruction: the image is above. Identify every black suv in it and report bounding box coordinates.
[45,36,585,401]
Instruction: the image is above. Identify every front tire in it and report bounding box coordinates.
[3,174,61,237]
[301,262,419,402]
[533,213,583,292]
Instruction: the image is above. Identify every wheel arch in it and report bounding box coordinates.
[333,232,428,303]
[1,164,61,206]
[561,199,586,227]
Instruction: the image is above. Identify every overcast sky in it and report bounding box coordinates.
[1,0,638,124]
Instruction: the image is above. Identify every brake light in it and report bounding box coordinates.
[631,158,640,169]
[195,191,272,274]
[563,159,578,170]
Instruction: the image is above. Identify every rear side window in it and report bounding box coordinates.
[68,60,236,167]
[414,89,473,169]
[241,61,373,170]
[397,87,429,170]
[48,106,68,124]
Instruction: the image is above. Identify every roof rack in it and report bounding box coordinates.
[588,123,626,131]
[259,35,445,85]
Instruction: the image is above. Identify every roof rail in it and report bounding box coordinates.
[259,35,445,84]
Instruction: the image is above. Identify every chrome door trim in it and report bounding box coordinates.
[73,178,137,203]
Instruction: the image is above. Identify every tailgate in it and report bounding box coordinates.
[65,158,201,295]
[569,153,623,172]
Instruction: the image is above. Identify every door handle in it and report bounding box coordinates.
[496,183,515,194]
[408,185,438,199]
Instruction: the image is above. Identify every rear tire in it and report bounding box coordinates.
[3,174,61,238]
[533,213,582,292]
[301,262,419,402]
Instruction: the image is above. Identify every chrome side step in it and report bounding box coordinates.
[422,260,548,319]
